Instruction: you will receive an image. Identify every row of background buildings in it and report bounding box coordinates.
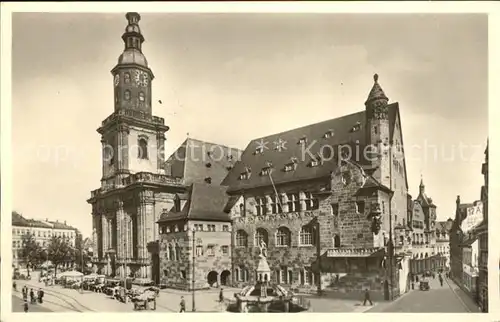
[86,12,466,303]
[11,211,81,269]
[449,142,488,312]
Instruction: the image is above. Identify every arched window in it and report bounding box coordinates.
[175,243,181,261]
[124,73,131,84]
[168,244,174,260]
[138,137,148,159]
[299,226,315,246]
[139,91,145,102]
[276,227,291,247]
[239,203,245,217]
[235,230,248,247]
[255,228,269,247]
[124,90,131,101]
[333,234,341,248]
[399,236,404,245]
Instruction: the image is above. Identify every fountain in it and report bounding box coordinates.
[231,241,309,313]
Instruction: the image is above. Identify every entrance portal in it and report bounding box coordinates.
[207,271,218,287]
[220,270,231,286]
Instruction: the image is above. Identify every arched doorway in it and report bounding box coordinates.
[220,270,231,286]
[207,271,218,287]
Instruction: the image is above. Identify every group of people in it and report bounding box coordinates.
[410,270,447,290]
[177,288,224,312]
[18,285,45,312]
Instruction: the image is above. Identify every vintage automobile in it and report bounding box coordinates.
[131,290,157,311]
[419,280,430,291]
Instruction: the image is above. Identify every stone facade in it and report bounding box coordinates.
[477,142,488,312]
[158,220,232,290]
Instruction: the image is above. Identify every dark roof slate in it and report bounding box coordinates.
[223,103,400,192]
[157,183,231,223]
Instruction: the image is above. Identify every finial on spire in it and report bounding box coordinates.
[126,12,141,25]
[365,73,388,107]
[374,73,379,83]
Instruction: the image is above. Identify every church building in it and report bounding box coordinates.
[87,12,240,282]
[222,74,411,301]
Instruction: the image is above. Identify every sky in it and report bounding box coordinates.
[11,13,488,237]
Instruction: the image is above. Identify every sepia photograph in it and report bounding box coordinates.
[1,2,497,317]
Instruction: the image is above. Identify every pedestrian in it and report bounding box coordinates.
[13,281,17,291]
[415,275,419,283]
[439,276,443,287]
[363,289,373,306]
[24,300,29,313]
[219,288,224,303]
[179,296,186,312]
[411,281,414,290]
[38,288,45,304]
[30,288,35,304]
[22,286,28,301]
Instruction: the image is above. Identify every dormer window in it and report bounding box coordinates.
[204,177,212,184]
[226,165,233,171]
[323,130,335,139]
[205,162,212,168]
[239,167,252,180]
[260,167,271,176]
[350,121,362,133]
[298,137,307,145]
[255,146,264,154]
[284,163,296,172]
[309,153,322,167]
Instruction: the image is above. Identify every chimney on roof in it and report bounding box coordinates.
[46,218,48,222]
[64,220,67,225]
[56,220,59,223]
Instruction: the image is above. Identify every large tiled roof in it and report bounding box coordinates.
[11,212,76,230]
[222,104,400,192]
[157,182,231,223]
[165,138,243,186]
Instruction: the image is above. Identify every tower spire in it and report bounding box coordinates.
[365,73,389,107]
[419,174,425,195]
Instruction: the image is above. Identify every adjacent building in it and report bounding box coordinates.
[87,13,241,282]
[12,211,78,268]
[434,219,453,269]
[157,183,232,289]
[449,198,484,305]
[477,142,488,312]
[220,73,411,301]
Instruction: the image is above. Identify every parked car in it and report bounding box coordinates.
[419,280,430,291]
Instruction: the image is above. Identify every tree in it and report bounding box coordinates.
[20,233,43,277]
[47,236,75,276]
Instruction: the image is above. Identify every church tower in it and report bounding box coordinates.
[99,12,169,182]
[365,74,390,188]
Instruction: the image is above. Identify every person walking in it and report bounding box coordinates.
[29,288,36,304]
[411,281,415,290]
[24,300,29,313]
[13,281,17,291]
[439,275,444,287]
[22,286,28,301]
[219,288,224,303]
[179,296,186,313]
[363,289,373,306]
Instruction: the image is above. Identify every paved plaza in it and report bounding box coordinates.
[11,271,481,313]
[366,277,480,313]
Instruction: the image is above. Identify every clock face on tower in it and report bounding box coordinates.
[114,74,120,87]
[134,70,149,87]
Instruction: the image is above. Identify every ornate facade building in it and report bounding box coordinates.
[221,74,412,301]
[87,13,241,282]
[157,183,233,290]
[406,179,448,274]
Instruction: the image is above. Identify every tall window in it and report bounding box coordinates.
[256,197,267,216]
[304,192,319,211]
[124,73,131,83]
[333,234,341,248]
[139,91,145,102]
[235,230,248,247]
[276,227,291,247]
[271,195,282,214]
[168,244,174,260]
[175,244,181,261]
[124,90,131,101]
[255,228,269,247]
[299,226,315,246]
[287,193,300,212]
[138,138,148,159]
[196,245,203,257]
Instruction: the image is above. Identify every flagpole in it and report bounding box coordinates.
[268,168,284,213]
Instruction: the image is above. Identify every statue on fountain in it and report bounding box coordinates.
[259,240,267,258]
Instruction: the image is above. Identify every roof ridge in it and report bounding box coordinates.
[186,137,243,152]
